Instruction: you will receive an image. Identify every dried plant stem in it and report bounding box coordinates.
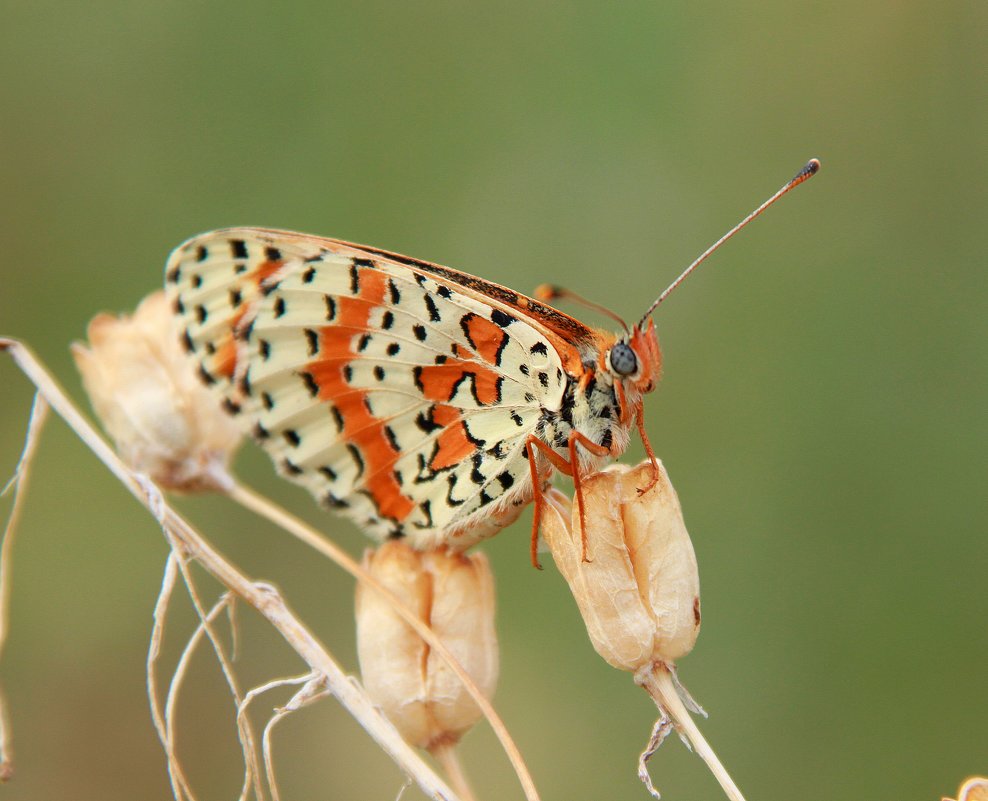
[153,516,269,801]
[0,338,463,801]
[432,742,479,801]
[0,392,49,781]
[148,555,197,801]
[635,661,747,801]
[227,482,539,801]
[246,672,328,801]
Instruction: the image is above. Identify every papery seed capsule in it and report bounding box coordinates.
[72,291,241,491]
[541,459,700,672]
[355,541,498,750]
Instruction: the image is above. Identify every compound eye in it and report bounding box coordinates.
[609,342,638,377]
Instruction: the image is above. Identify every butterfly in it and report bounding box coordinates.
[165,161,818,565]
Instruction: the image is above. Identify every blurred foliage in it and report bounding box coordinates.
[0,1,985,800]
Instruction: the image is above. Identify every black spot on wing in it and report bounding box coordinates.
[384,425,400,452]
[415,408,442,434]
[300,371,320,397]
[423,294,441,323]
[491,308,515,327]
[415,499,434,528]
[318,465,337,481]
[347,443,365,477]
[282,457,303,475]
[324,492,349,509]
[446,474,464,506]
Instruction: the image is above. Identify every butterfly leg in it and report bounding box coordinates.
[525,437,572,570]
[525,432,611,566]
[635,407,661,495]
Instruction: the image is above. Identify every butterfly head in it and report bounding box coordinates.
[604,319,661,395]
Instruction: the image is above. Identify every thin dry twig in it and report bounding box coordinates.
[637,715,674,799]
[147,498,263,801]
[0,391,50,780]
[162,589,261,801]
[432,741,480,801]
[228,481,540,801]
[636,661,747,801]
[247,673,330,801]
[148,554,197,801]
[0,337,465,801]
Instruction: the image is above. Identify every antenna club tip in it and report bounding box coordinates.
[533,283,562,301]
[805,158,821,175]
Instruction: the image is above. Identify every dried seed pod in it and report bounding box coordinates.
[355,540,498,750]
[543,459,749,801]
[944,777,988,801]
[72,291,241,491]
[541,459,700,672]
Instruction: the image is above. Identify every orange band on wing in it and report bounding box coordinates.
[429,405,474,470]
[306,268,415,521]
[212,263,284,380]
[214,307,248,379]
[462,313,508,366]
[254,258,286,284]
[415,343,503,406]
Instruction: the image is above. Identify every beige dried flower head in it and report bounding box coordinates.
[541,459,700,672]
[944,777,988,801]
[72,291,241,491]
[544,460,752,801]
[355,540,498,751]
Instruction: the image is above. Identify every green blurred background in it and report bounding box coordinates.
[1,1,984,799]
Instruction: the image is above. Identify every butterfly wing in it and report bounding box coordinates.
[166,228,574,547]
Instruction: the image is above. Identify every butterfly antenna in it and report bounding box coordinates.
[637,158,820,328]
[534,284,630,332]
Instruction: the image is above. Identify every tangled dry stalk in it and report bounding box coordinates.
[0,337,539,801]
